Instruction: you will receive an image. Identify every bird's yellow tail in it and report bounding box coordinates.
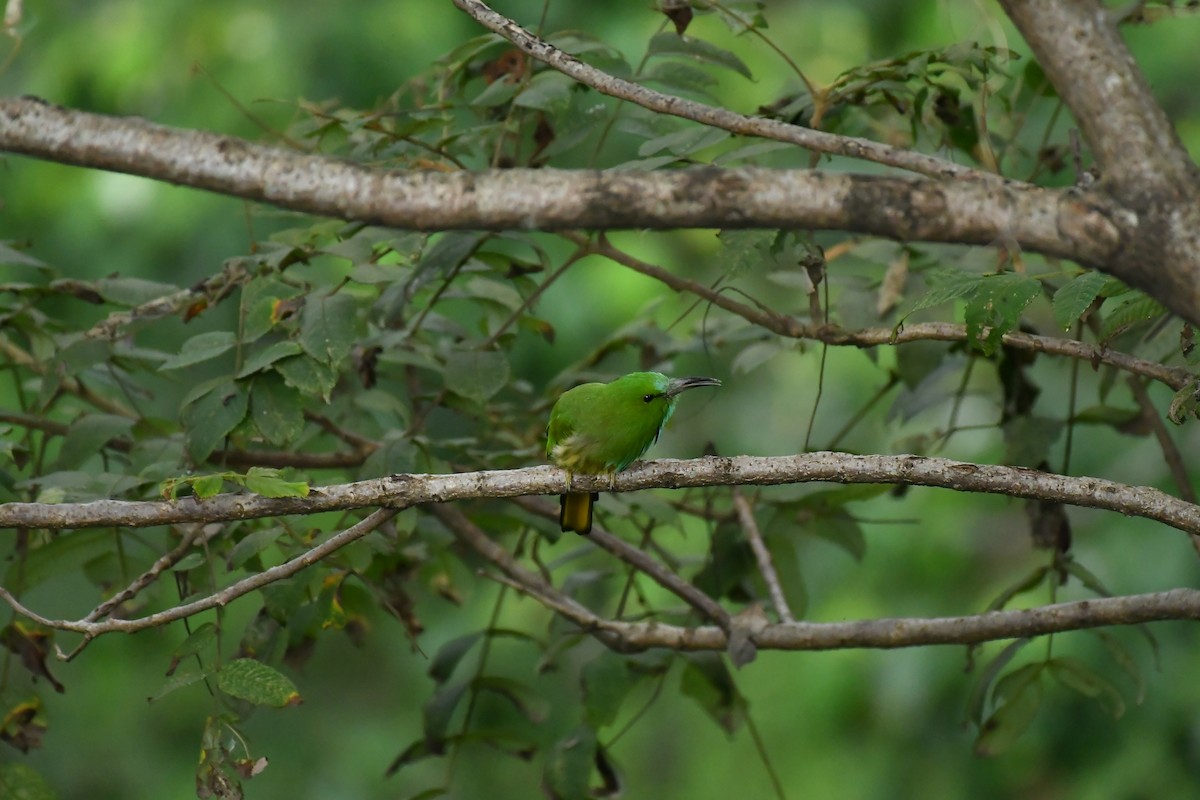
[559,492,597,535]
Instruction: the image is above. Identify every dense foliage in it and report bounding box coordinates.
[2,1,1200,798]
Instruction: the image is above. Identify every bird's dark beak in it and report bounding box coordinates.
[666,376,722,397]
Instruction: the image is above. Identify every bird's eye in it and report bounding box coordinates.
[643,394,654,403]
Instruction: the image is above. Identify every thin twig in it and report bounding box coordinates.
[0,508,397,660]
[510,495,730,630]
[733,490,794,623]
[570,233,1192,391]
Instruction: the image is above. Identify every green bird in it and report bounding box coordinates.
[546,371,721,535]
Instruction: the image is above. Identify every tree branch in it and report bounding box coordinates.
[3,453,1199,537]
[0,98,1126,267]
[734,491,795,623]
[450,0,987,181]
[997,0,1200,324]
[0,508,397,660]
[573,233,1194,391]
[575,588,1200,652]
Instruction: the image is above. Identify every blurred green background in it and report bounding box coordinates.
[3,1,1200,798]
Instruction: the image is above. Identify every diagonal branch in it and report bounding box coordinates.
[450,0,989,181]
[3,453,1200,538]
[0,508,397,660]
[733,491,795,623]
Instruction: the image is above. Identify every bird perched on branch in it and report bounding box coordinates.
[546,371,721,534]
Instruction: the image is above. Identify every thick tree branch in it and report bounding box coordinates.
[450,0,986,181]
[998,0,1200,323]
[3,453,1199,537]
[0,98,1124,265]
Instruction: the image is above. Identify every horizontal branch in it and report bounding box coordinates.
[586,588,1200,652]
[578,233,1194,391]
[2,452,1198,536]
[0,98,1121,267]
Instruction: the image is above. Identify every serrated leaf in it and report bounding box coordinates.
[240,278,303,344]
[274,354,338,403]
[300,293,359,367]
[217,658,301,707]
[901,267,983,320]
[242,467,308,498]
[181,381,249,463]
[648,32,753,79]
[191,474,225,498]
[444,350,509,404]
[1099,294,1167,342]
[1052,270,1108,330]
[964,273,1040,355]
[160,331,237,371]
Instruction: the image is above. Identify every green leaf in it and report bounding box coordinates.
[680,652,745,734]
[94,276,179,306]
[191,474,226,498]
[217,658,301,707]
[242,466,309,498]
[1091,630,1147,706]
[1052,270,1108,330]
[582,650,640,728]
[300,293,359,367]
[423,681,469,753]
[181,381,249,463]
[901,266,983,320]
[730,340,785,374]
[514,71,574,112]
[52,414,134,470]
[963,272,1040,355]
[1047,656,1125,718]
[428,633,483,684]
[985,566,1049,612]
[249,373,305,446]
[227,527,285,570]
[975,665,1043,756]
[0,763,57,800]
[648,32,753,79]
[1002,415,1063,468]
[965,639,1031,725]
[237,340,304,378]
[1099,293,1167,342]
[148,660,211,704]
[717,229,775,277]
[1168,381,1200,424]
[637,126,730,158]
[444,350,509,404]
[274,354,338,403]
[543,725,597,800]
[159,331,237,371]
[240,278,303,344]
